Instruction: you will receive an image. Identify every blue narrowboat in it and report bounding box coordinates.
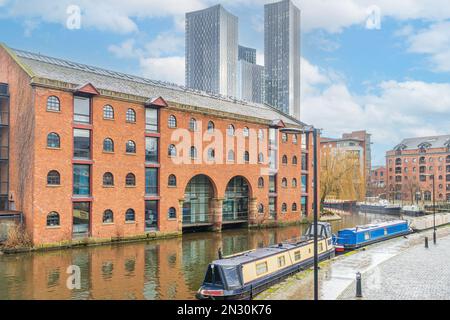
[196,222,335,300]
[333,220,412,252]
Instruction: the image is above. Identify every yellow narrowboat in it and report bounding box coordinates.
[196,222,335,300]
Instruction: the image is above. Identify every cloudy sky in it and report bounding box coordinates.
[1,0,450,165]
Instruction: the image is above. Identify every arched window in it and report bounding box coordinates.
[46,96,60,112]
[103,172,114,186]
[292,178,298,188]
[47,212,60,227]
[103,210,114,223]
[207,148,215,160]
[126,141,136,153]
[189,118,197,131]
[244,151,250,163]
[168,115,177,128]
[126,109,136,123]
[190,146,198,159]
[168,144,177,157]
[282,155,288,165]
[282,203,287,213]
[103,105,114,119]
[207,121,215,133]
[282,178,288,188]
[228,150,235,162]
[292,156,298,165]
[258,204,264,214]
[126,173,136,186]
[258,129,264,140]
[168,174,177,187]
[258,177,264,188]
[47,170,60,185]
[282,133,288,143]
[47,133,60,148]
[243,127,250,138]
[168,207,177,219]
[125,209,135,222]
[227,124,235,136]
[258,153,264,163]
[103,138,114,152]
[293,134,298,144]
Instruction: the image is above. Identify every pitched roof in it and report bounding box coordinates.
[393,135,450,151]
[4,45,306,128]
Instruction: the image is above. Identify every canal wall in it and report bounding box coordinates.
[406,213,450,231]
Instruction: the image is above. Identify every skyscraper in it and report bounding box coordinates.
[185,4,238,97]
[264,0,301,119]
[237,59,265,104]
[238,45,256,64]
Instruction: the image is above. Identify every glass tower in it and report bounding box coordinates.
[264,0,301,119]
[185,4,238,97]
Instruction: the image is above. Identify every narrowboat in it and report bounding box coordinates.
[196,222,335,300]
[333,220,412,252]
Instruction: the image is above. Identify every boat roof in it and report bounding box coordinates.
[212,242,306,267]
[339,220,407,233]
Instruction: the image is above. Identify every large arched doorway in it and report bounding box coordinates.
[183,175,215,226]
[223,176,250,223]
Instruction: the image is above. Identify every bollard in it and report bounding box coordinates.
[356,272,362,298]
[425,237,429,248]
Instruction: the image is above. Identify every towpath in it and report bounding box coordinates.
[257,225,450,300]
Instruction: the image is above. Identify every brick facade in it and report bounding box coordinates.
[0,45,318,246]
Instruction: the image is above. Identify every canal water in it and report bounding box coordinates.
[0,211,397,300]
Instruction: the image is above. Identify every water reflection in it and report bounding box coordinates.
[0,211,396,300]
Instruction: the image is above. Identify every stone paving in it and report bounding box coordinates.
[339,232,450,300]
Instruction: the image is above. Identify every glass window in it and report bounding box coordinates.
[103,138,114,152]
[103,173,114,186]
[126,109,136,123]
[145,200,158,231]
[47,211,60,227]
[47,170,60,185]
[74,96,90,123]
[73,164,90,196]
[168,207,176,219]
[145,137,158,163]
[145,168,158,196]
[126,173,136,186]
[47,133,60,148]
[168,144,177,157]
[227,125,235,136]
[47,96,60,112]
[73,129,91,159]
[103,105,114,119]
[103,210,114,224]
[189,118,197,131]
[146,108,158,132]
[207,121,215,133]
[168,115,177,128]
[73,202,90,237]
[126,140,136,154]
[125,209,135,222]
[168,174,177,187]
[47,212,60,227]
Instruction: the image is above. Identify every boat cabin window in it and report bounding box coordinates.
[294,251,301,261]
[256,262,268,276]
[204,265,224,286]
[277,256,286,268]
[221,266,241,289]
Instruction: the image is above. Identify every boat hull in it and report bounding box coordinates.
[196,250,335,300]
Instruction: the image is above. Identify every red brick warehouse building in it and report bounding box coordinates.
[0,44,319,246]
[386,135,450,203]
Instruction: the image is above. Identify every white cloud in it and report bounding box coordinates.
[404,21,450,72]
[300,57,450,164]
